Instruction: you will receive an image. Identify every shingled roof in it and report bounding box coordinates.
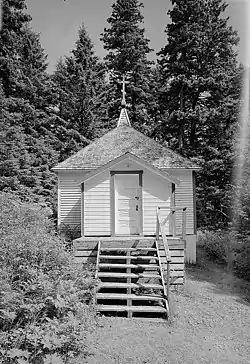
[53,108,199,171]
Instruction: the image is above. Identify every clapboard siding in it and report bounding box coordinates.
[58,172,89,228]
[143,170,171,235]
[84,171,111,236]
[58,161,195,243]
[164,169,194,235]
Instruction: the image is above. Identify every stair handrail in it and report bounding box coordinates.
[157,206,187,240]
[155,239,169,318]
[156,208,172,318]
[95,240,101,279]
[156,208,171,263]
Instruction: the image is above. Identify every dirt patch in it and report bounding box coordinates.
[84,249,250,364]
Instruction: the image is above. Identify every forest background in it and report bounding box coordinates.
[0,1,249,362]
[0,0,249,236]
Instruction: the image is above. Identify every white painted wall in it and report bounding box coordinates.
[166,169,196,263]
[57,161,197,264]
[84,171,111,236]
[166,169,194,235]
[143,170,171,235]
[185,235,197,264]
[82,159,139,236]
[58,171,89,229]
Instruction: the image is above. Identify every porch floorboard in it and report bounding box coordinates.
[75,235,182,242]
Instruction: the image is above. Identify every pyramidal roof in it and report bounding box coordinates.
[52,107,199,171]
[117,108,131,127]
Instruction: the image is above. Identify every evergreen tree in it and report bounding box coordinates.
[157,0,242,228]
[232,68,250,237]
[0,0,59,208]
[0,83,59,206]
[101,0,156,133]
[52,24,108,160]
[0,0,31,97]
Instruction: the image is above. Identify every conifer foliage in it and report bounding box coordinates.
[0,0,246,234]
[157,0,242,228]
[101,0,156,133]
[0,0,58,207]
[52,24,108,159]
[0,0,31,97]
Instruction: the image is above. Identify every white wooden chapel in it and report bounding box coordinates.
[52,79,199,263]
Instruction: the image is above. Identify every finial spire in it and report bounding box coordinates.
[120,74,129,107]
[117,74,131,127]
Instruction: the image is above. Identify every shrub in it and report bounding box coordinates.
[197,230,236,263]
[58,224,81,243]
[0,193,97,363]
[197,230,250,281]
[234,238,250,281]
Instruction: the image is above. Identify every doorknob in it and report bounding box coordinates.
[135,196,139,200]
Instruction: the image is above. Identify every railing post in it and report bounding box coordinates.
[172,210,176,237]
[167,261,170,317]
[127,250,132,318]
[156,208,172,320]
[156,208,159,240]
[182,208,187,240]
[95,241,101,279]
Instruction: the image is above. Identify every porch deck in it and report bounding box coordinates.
[74,235,183,241]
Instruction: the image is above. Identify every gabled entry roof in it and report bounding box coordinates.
[53,107,200,171]
[79,152,180,185]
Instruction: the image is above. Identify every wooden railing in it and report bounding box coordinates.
[155,206,187,319]
[95,241,101,279]
[155,239,169,318]
[156,207,187,240]
[156,209,171,314]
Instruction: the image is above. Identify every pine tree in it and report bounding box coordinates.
[52,24,108,160]
[101,0,156,133]
[157,0,242,228]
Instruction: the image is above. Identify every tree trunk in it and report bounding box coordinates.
[178,85,184,152]
[190,93,199,149]
[190,118,196,149]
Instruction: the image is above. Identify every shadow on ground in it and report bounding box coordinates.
[185,247,250,307]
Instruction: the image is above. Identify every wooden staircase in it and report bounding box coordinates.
[73,207,187,320]
[95,240,169,319]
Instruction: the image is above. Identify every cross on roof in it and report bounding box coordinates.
[119,74,129,107]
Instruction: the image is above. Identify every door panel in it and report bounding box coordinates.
[115,174,140,235]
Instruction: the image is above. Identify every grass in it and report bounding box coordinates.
[80,246,250,364]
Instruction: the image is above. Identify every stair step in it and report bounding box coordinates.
[99,263,159,269]
[96,293,164,301]
[99,255,158,260]
[130,317,167,323]
[99,282,164,290]
[100,248,157,252]
[97,305,166,313]
[97,272,160,279]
